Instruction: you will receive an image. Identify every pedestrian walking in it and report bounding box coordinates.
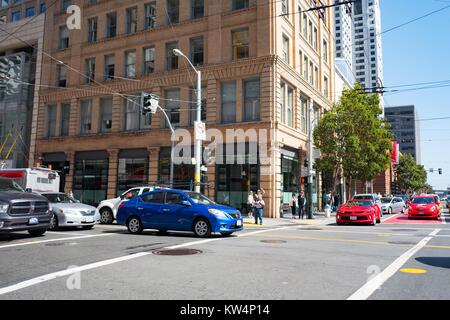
[298,191,307,219]
[290,193,298,219]
[247,191,255,219]
[253,189,265,225]
[333,193,340,212]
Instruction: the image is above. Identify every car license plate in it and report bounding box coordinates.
[28,217,39,225]
[350,216,357,221]
[236,220,242,227]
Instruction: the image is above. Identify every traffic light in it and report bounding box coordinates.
[438,168,443,175]
[304,159,309,168]
[141,92,159,115]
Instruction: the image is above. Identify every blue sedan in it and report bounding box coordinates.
[116,189,244,237]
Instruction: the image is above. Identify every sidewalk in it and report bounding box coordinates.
[244,211,336,227]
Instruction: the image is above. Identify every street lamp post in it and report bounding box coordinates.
[173,49,202,193]
[307,98,314,219]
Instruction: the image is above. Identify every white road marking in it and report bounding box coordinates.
[0,226,297,295]
[0,234,114,250]
[47,231,88,236]
[347,228,440,300]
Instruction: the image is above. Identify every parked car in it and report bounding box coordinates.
[117,189,244,237]
[352,194,383,217]
[39,192,100,230]
[380,197,405,214]
[394,194,409,203]
[408,195,441,220]
[0,177,51,237]
[97,186,159,224]
[336,200,381,225]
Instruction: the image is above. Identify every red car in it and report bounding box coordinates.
[336,200,381,226]
[408,196,441,220]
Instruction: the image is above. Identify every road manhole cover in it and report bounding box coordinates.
[260,240,287,244]
[152,249,202,256]
[45,242,78,247]
[388,241,417,245]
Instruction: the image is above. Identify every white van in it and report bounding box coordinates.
[0,167,60,193]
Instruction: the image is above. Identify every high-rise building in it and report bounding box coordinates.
[0,0,45,169]
[334,0,383,90]
[20,0,336,218]
[384,105,421,164]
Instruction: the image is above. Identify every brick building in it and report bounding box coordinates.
[3,0,335,217]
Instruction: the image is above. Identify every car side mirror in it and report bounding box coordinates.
[26,188,32,193]
[179,200,191,207]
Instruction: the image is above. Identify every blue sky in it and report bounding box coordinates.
[380,0,450,190]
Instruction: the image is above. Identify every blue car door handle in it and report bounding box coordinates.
[162,209,170,212]
[137,207,143,210]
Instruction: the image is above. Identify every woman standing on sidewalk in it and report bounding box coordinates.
[253,189,265,225]
[290,193,298,219]
[247,191,255,219]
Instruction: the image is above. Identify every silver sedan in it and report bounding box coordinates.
[39,193,100,230]
[380,197,406,214]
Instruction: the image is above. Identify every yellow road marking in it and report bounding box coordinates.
[400,268,427,274]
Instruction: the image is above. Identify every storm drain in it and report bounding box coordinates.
[260,240,287,244]
[152,249,202,256]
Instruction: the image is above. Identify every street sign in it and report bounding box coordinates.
[194,121,206,141]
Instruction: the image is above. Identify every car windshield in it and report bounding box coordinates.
[345,201,372,207]
[0,178,25,192]
[185,192,216,205]
[381,197,392,204]
[353,195,373,201]
[43,193,77,203]
[412,198,434,204]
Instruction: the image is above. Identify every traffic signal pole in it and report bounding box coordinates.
[194,71,202,193]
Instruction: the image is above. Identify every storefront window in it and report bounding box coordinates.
[73,153,108,206]
[159,147,194,190]
[117,158,148,195]
[281,150,300,206]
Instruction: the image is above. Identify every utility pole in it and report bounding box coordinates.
[307,98,314,219]
[194,71,202,193]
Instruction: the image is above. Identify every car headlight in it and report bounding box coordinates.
[208,209,229,219]
[0,202,9,214]
[430,206,436,212]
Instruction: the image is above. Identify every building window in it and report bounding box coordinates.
[313,26,318,51]
[85,58,95,84]
[144,2,157,30]
[232,0,249,10]
[126,7,138,34]
[57,64,67,87]
[166,41,178,70]
[40,2,46,13]
[191,0,204,19]
[324,76,329,98]
[166,0,179,24]
[309,62,313,85]
[189,87,207,126]
[61,0,72,12]
[314,66,318,88]
[190,36,204,66]
[73,156,108,207]
[104,54,115,80]
[308,21,313,45]
[117,153,149,196]
[300,98,307,134]
[106,12,117,38]
[80,100,92,135]
[25,7,35,17]
[221,81,236,124]
[232,29,249,61]
[323,39,328,63]
[164,89,181,128]
[59,26,69,49]
[87,17,98,43]
[60,103,70,136]
[280,81,294,127]
[99,97,113,133]
[282,0,288,16]
[244,79,260,122]
[124,50,136,78]
[143,46,155,75]
[47,105,57,137]
[302,14,307,37]
[303,55,308,79]
[282,34,289,63]
[124,95,151,131]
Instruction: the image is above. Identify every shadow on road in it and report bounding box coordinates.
[416,257,450,269]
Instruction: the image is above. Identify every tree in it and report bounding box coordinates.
[313,83,393,193]
[396,153,427,194]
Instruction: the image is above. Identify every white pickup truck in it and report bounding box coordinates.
[97,186,158,224]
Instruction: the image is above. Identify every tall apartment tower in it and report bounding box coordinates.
[334,0,383,90]
[352,0,383,90]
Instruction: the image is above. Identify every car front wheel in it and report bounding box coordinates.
[49,213,58,231]
[127,217,143,234]
[372,213,377,226]
[100,208,114,224]
[193,219,211,238]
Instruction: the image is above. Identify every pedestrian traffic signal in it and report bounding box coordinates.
[303,159,309,168]
[438,168,443,175]
[141,92,159,115]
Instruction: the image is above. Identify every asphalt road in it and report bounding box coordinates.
[0,208,449,300]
